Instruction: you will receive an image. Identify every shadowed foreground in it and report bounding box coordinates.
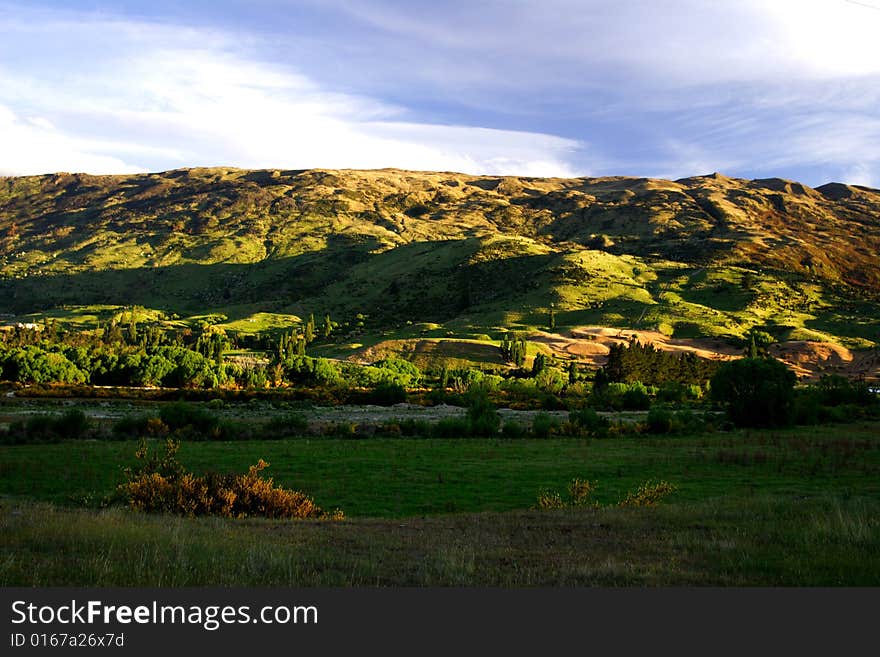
[3,496,878,586]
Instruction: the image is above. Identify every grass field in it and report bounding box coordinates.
[2,423,879,517]
[2,421,879,585]
[2,494,878,586]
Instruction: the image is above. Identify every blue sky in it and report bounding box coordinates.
[1,0,879,186]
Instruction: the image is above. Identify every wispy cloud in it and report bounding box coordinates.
[1,1,879,185]
[0,11,585,177]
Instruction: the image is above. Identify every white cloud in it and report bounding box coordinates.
[0,104,150,175]
[2,2,878,185]
[327,0,880,86]
[0,15,585,177]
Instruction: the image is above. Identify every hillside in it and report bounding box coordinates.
[1,167,879,371]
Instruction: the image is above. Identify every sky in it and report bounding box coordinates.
[1,0,879,186]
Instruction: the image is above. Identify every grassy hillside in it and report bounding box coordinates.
[1,167,878,354]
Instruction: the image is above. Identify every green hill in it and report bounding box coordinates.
[1,167,878,357]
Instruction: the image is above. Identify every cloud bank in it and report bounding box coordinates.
[0,12,583,177]
[1,1,879,186]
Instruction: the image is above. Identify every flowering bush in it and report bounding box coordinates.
[534,478,676,510]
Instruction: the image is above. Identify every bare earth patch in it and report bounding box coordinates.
[356,326,879,382]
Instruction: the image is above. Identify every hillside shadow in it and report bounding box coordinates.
[0,236,558,328]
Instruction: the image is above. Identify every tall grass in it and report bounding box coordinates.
[3,495,879,586]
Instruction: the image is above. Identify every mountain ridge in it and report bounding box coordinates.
[1,166,878,359]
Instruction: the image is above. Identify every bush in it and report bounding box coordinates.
[263,413,310,437]
[617,480,677,507]
[432,417,470,438]
[159,402,220,434]
[465,390,501,436]
[119,439,342,519]
[531,412,560,438]
[53,408,91,439]
[395,419,432,437]
[816,375,876,407]
[569,408,610,434]
[501,421,527,438]
[646,407,674,434]
[113,414,151,438]
[364,382,407,406]
[621,385,651,411]
[657,382,687,403]
[0,409,92,444]
[534,478,674,510]
[590,381,651,411]
[711,358,796,427]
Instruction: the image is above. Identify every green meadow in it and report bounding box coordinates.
[2,421,879,585]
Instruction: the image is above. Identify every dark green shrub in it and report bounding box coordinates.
[25,414,57,439]
[466,389,501,436]
[396,419,432,437]
[501,421,526,438]
[569,407,610,433]
[159,402,219,434]
[793,390,821,425]
[531,412,560,438]
[113,414,151,438]
[711,358,796,427]
[264,413,310,437]
[646,407,674,434]
[365,382,407,406]
[53,408,90,439]
[433,417,470,438]
[621,386,651,411]
[816,375,876,407]
[657,382,687,403]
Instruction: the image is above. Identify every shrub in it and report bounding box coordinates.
[621,385,651,411]
[567,478,598,506]
[501,421,527,438]
[24,415,59,441]
[113,414,150,438]
[531,412,560,438]
[432,417,470,438]
[617,480,677,507]
[119,439,341,519]
[657,382,687,403]
[395,419,432,437]
[590,381,651,411]
[569,408,610,434]
[534,489,565,510]
[816,375,876,407]
[0,409,92,443]
[52,408,91,439]
[466,389,501,436]
[159,402,219,434]
[264,413,310,437]
[535,367,566,394]
[646,407,674,434]
[711,358,796,427]
[535,478,677,510]
[365,382,407,406]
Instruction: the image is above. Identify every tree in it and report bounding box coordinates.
[499,333,526,368]
[748,333,758,359]
[322,314,333,339]
[549,307,556,330]
[567,360,578,385]
[710,358,796,427]
[531,352,547,377]
[304,314,315,344]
